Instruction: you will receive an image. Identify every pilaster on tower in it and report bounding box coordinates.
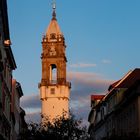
[39,1,71,122]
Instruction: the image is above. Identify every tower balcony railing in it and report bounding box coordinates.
[39,79,71,88]
[50,80,57,84]
[49,80,71,87]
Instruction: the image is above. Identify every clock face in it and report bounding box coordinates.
[50,46,56,56]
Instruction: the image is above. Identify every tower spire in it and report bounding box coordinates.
[40,0,71,122]
[52,0,56,20]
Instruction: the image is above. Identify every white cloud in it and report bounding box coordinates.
[67,71,112,92]
[25,111,41,123]
[21,94,41,109]
[22,71,113,124]
[102,59,111,64]
[69,63,96,68]
[68,71,103,81]
[70,95,90,109]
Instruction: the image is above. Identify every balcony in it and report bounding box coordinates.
[39,79,71,88]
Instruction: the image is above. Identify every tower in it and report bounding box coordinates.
[39,2,71,122]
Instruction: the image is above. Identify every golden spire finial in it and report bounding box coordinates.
[52,0,56,9]
[52,0,56,20]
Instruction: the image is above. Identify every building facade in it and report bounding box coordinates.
[39,3,71,122]
[88,68,140,140]
[11,79,26,140]
[0,0,16,139]
[0,0,26,139]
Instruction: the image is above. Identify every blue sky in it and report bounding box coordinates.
[7,0,140,123]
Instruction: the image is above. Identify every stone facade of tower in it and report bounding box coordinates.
[39,7,71,122]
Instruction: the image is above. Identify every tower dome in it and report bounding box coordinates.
[46,18,62,36]
[46,2,62,41]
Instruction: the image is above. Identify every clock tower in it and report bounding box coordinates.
[39,2,71,122]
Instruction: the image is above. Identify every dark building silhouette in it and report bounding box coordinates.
[0,0,26,139]
[88,68,140,140]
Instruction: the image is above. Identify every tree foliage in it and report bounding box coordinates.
[18,113,89,140]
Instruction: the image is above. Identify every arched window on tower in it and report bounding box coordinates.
[50,64,57,84]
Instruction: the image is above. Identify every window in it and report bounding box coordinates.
[51,88,55,94]
[52,67,57,81]
[50,64,57,83]
[50,33,56,39]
